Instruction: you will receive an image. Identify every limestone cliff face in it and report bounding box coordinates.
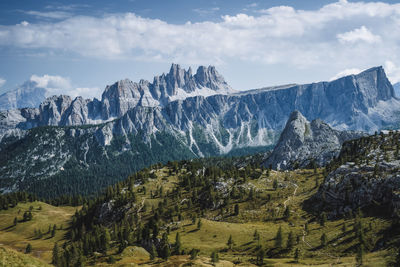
[263,111,365,170]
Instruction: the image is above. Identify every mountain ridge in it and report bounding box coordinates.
[1,64,400,197]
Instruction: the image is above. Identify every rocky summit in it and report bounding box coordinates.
[1,65,400,197]
[263,111,365,170]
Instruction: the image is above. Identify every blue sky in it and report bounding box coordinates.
[1,0,400,98]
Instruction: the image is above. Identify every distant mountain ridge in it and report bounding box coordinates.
[0,80,47,111]
[1,64,400,197]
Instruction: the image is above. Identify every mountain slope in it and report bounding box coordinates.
[1,65,400,197]
[263,111,365,170]
[394,82,400,98]
[0,80,47,111]
[308,131,400,218]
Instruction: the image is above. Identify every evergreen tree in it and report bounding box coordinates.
[190,249,199,260]
[211,251,219,263]
[100,228,111,254]
[197,219,202,230]
[234,204,239,216]
[275,226,283,248]
[320,233,327,247]
[51,225,56,237]
[13,217,17,226]
[287,231,295,249]
[320,212,327,227]
[256,248,265,266]
[52,242,59,265]
[25,243,32,254]
[356,244,364,266]
[273,179,278,190]
[162,244,171,260]
[227,235,234,250]
[294,248,300,263]
[175,232,182,254]
[283,206,290,220]
[150,244,157,260]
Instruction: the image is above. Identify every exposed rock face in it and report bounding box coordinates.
[1,65,400,196]
[0,80,47,110]
[263,111,365,170]
[310,132,400,218]
[394,82,400,98]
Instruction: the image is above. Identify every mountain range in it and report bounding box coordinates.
[0,64,400,197]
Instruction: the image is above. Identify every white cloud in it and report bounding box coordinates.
[193,7,220,16]
[0,1,399,70]
[384,60,400,84]
[24,10,72,20]
[330,68,361,81]
[337,26,381,44]
[29,75,102,99]
[0,78,5,88]
[30,74,71,93]
[68,87,103,99]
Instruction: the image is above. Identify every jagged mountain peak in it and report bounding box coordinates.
[264,110,365,170]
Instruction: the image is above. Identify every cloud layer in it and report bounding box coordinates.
[28,74,102,99]
[1,1,400,82]
[0,78,5,88]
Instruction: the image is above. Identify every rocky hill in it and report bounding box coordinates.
[309,131,400,218]
[263,111,365,170]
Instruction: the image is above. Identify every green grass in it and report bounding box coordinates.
[0,201,76,264]
[0,246,51,267]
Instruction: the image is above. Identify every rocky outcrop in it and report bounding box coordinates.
[310,132,400,218]
[263,111,365,170]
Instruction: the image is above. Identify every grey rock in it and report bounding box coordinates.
[263,111,365,170]
[0,80,47,110]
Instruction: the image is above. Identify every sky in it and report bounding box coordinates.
[1,0,400,98]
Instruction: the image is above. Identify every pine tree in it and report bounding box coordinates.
[211,251,219,263]
[52,243,59,265]
[256,248,265,266]
[162,244,171,260]
[197,219,202,230]
[100,228,111,254]
[273,179,278,190]
[190,249,199,260]
[320,233,327,247]
[356,244,364,266]
[175,232,182,254]
[25,243,32,254]
[320,212,327,227]
[275,226,283,249]
[51,225,56,237]
[284,206,290,220]
[150,244,157,260]
[287,231,295,249]
[234,204,239,215]
[294,248,300,262]
[13,217,17,226]
[227,235,234,250]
